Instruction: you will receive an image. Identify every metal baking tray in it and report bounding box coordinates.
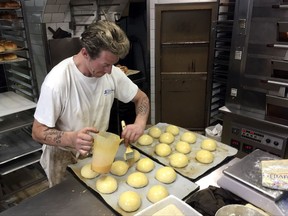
[0,91,36,117]
[0,128,42,165]
[69,144,199,216]
[131,122,238,180]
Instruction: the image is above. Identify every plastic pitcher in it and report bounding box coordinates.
[91,131,122,173]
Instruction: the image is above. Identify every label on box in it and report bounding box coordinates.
[261,159,288,191]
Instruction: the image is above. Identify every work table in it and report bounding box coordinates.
[0,172,117,216]
[0,158,238,216]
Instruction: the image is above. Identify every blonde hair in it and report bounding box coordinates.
[80,20,130,59]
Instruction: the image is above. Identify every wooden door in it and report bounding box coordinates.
[155,3,217,131]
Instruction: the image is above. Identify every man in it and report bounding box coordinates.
[32,20,150,187]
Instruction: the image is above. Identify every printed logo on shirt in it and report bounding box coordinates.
[104,89,114,95]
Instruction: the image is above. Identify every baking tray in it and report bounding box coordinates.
[0,128,42,165]
[69,144,199,216]
[127,69,140,76]
[0,91,36,117]
[131,122,238,180]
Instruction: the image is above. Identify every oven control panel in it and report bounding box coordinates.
[239,128,284,150]
[229,123,287,157]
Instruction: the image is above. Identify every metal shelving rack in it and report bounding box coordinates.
[208,0,236,125]
[0,0,44,201]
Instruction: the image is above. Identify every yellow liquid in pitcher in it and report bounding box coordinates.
[91,164,112,173]
[91,131,120,174]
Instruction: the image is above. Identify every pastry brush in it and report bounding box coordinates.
[121,120,135,166]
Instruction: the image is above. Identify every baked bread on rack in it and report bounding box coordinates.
[4,53,17,60]
[0,13,18,20]
[0,45,5,52]
[4,1,20,8]
[4,40,17,50]
[116,64,129,74]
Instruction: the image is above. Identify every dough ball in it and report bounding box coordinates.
[159,132,175,144]
[149,126,162,138]
[138,134,153,146]
[166,125,180,136]
[80,163,99,179]
[96,175,118,194]
[147,185,169,203]
[180,131,197,144]
[127,172,148,188]
[155,143,172,157]
[123,149,141,163]
[169,152,189,168]
[118,191,141,212]
[155,166,177,184]
[175,141,191,154]
[137,157,155,173]
[201,138,217,151]
[196,149,214,164]
[110,160,129,176]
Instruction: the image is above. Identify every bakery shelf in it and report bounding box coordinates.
[0,0,41,197]
[6,68,32,78]
[0,91,36,118]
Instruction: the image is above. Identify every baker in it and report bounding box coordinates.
[32,20,150,187]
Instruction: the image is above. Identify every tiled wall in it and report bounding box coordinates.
[23,0,98,90]
[148,0,217,124]
[43,0,97,39]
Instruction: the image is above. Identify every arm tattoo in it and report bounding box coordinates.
[43,129,64,145]
[136,97,149,116]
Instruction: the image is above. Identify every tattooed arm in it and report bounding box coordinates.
[32,119,97,155]
[121,89,150,144]
[133,89,150,130]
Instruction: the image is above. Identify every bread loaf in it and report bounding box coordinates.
[0,45,5,52]
[5,1,20,8]
[116,64,129,74]
[0,13,17,20]
[4,53,17,60]
[4,41,17,50]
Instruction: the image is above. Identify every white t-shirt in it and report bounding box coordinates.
[34,57,138,132]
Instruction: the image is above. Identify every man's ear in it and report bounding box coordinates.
[81,48,89,59]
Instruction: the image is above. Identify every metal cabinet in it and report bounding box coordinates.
[0,0,43,200]
[155,2,217,131]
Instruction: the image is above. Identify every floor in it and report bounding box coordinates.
[0,163,49,213]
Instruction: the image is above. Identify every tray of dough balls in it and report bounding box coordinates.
[131,122,238,180]
[68,144,199,216]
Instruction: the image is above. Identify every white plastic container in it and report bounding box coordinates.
[135,195,202,216]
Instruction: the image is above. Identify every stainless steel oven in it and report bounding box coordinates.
[221,0,288,158]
